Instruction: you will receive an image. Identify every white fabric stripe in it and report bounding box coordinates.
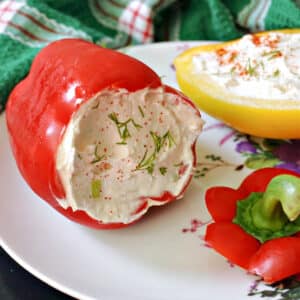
[247,0,271,31]
[247,0,265,30]
[256,0,271,31]
[23,5,91,40]
[119,1,153,43]
[0,1,24,34]
[1,30,44,47]
[0,1,91,47]
[237,0,257,28]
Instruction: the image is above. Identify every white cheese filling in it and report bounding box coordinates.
[56,88,203,224]
[193,33,300,101]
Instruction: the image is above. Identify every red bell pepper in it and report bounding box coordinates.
[6,39,201,229]
[205,168,300,283]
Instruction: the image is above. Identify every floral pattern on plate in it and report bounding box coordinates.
[191,121,300,298]
[194,122,300,178]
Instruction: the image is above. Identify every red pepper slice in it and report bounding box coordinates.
[206,187,246,222]
[205,222,260,269]
[249,237,300,283]
[6,39,201,229]
[205,168,300,283]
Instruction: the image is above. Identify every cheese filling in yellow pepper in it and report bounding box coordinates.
[193,33,300,101]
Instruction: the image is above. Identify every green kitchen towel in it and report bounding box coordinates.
[0,0,300,111]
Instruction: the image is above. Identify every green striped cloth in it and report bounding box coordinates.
[0,0,300,111]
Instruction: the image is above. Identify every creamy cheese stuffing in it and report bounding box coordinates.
[56,88,203,224]
[193,33,300,100]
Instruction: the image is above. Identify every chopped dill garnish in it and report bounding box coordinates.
[150,130,176,153]
[135,130,175,174]
[246,59,258,76]
[91,179,101,198]
[273,69,280,77]
[165,131,176,148]
[138,105,145,118]
[174,162,183,167]
[230,66,236,75]
[262,50,282,60]
[159,167,167,175]
[135,150,156,174]
[146,162,155,175]
[108,112,142,145]
[91,144,105,164]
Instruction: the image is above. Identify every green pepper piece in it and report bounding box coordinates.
[234,175,300,243]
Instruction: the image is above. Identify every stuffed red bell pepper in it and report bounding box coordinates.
[205,168,300,283]
[6,39,203,229]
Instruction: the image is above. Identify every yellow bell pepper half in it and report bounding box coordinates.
[174,29,300,139]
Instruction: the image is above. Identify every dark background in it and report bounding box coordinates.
[0,247,73,300]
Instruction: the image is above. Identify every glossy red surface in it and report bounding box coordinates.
[249,237,300,283]
[6,39,199,229]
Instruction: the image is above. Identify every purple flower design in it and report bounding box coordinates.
[273,140,300,174]
[273,140,300,162]
[236,141,258,154]
[276,162,300,173]
[206,121,300,175]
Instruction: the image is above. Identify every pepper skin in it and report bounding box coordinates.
[174,29,300,139]
[205,168,300,283]
[6,39,200,229]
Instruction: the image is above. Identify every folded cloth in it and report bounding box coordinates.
[0,0,299,111]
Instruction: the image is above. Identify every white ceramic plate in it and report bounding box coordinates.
[1,42,297,300]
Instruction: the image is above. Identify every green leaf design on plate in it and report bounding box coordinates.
[245,153,280,169]
[248,277,300,299]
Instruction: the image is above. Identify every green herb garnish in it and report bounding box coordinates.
[136,130,175,174]
[135,150,156,174]
[246,59,258,76]
[150,130,175,152]
[159,167,167,175]
[91,179,101,198]
[230,66,236,75]
[262,50,282,60]
[166,131,176,148]
[108,112,142,145]
[174,162,183,167]
[91,145,105,164]
[138,105,145,118]
[273,69,280,77]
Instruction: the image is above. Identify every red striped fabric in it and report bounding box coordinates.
[119,1,153,43]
